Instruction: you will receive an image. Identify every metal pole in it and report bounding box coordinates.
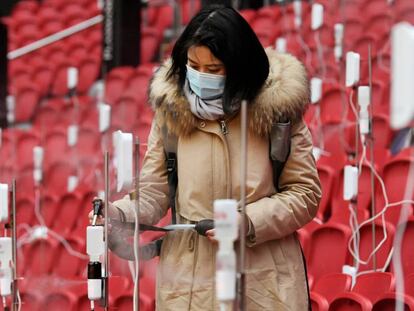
[237,100,248,311]
[133,138,141,311]
[368,44,376,271]
[11,179,17,311]
[103,151,110,310]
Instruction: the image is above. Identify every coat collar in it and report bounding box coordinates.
[148,48,310,137]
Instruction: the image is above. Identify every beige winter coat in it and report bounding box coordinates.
[114,48,322,310]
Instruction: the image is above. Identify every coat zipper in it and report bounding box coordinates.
[220,120,228,135]
[218,119,232,198]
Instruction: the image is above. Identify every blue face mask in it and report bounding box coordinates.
[186,65,226,99]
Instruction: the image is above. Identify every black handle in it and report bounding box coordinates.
[195,219,214,236]
[92,198,103,216]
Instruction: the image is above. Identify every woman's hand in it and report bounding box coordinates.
[88,198,119,226]
[205,213,249,243]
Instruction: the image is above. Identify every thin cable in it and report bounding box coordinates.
[347,123,414,269]
[133,139,141,311]
[393,148,414,311]
[348,202,360,270]
[16,288,21,311]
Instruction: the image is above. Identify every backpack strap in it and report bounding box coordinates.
[269,120,291,191]
[161,125,178,224]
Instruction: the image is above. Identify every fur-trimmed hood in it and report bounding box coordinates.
[148,48,310,137]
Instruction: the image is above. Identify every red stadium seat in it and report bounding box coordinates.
[43,128,69,167]
[43,289,78,311]
[26,237,59,276]
[52,192,82,235]
[376,149,414,226]
[353,272,395,303]
[16,197,35,228]
[45,162,77,196]
[53,236,87,278]
[141,27,161,64]
[307,222,351,282]
[316,163,336,221]
[19,288,42,311]
[329,292,373,311]
[14,83,40,123]
[313,273,352,304]
[77,58,100,94]
[319,83,351,125]
[16,131,39,170]
[113,292,154,311]
[356,221,395,272]
[311,291,329,311]
[373,292,414,311]
[104,67,136,105]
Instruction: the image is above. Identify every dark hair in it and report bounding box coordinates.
[167,5,269,115]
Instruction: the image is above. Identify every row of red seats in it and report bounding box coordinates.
[16,274,155,311]
[310,272,414,310]
[315,147,414,225]
[299,215,414,283]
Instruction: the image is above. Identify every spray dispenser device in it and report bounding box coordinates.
[334,23,344,62]
[0,185,8,223]
[0,184,11,308]
[87,198,105,310]
[358,86,371,139]
[33,146,44,186]
[0,237,12,308]
[67,67,79,96]
[214,199,238,307]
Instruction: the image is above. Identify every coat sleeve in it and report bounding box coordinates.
[245,119,322,245]
[112,120,170,225]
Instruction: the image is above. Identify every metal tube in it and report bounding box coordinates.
[368,44,377,271]
[237,100,248,311]
[8,15,103,60]
[103,151,110,310]
[11,179,17,311]
[133,138,141,311]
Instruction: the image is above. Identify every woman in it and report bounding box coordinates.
[100,5,321,310]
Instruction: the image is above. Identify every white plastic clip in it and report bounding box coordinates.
[311,77,323,104]
[67,67,79,90]
[6,96,15,124]
[33,146,44,184]
[311,3,324,31]
[334,23,344,61]
[67,176,79,192]
[346,52,360,87]
[99,103,111,133]
[0,184,8,223]
[113,131,133,192]
[67,125,79,147]
[293,0,302,28]
[343,165,358,200]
